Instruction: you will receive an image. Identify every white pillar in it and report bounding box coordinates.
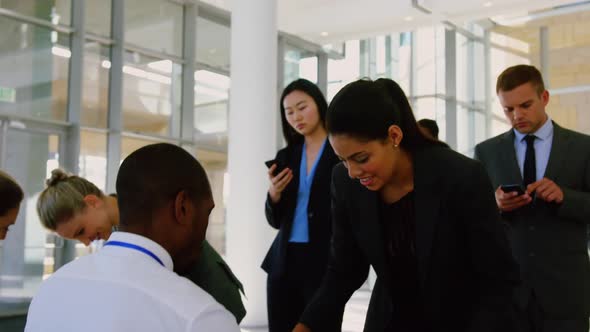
[226,0,278,327]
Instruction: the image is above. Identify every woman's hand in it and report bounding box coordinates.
[268,164,293,203]
[292,323,311,332]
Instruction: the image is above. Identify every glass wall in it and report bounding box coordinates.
[0,0,239,311]
[0,16,70,121]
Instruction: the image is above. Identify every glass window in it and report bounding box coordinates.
[456,34,484,106]
[0,0,71,25]
[415,27,445,96]
[284,44,317,86]
[435,27,446,95]
[376,36,387,75]
[79,130,107,192]
[415,27,436,96]
[124,0,183,57]
[0,128,59,302]
[474,111,486,146]
[413,97,437,120]
[397,34,411,95]
[327,40,360,100]
[473,41,485,105]
[121,135,168,161]
[490,47,530,116]
[195,148,227,255]
[0,16,70,121]
[122,51,182,136]
[457,106,471,155]
[413,97,445,142]
[196,16,230,72]
[195,70,229,134]
[85,0,112,37]
[435,98,446,142]
[81,42,110,128]
[456,33,469,102]
[492,118,510,137]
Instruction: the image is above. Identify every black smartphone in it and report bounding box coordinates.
[264,159,287,177]
[501,184,525,195]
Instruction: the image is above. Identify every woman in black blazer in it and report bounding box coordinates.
[294,79,521,332]
[262,79,340,332]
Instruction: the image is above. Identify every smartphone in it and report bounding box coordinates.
[264,159,287,177]
[501,184,525,195]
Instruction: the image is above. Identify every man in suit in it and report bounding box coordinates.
[474,64,590,332]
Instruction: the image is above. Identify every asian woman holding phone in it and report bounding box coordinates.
[262,78,340,332]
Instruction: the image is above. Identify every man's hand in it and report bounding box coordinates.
[292,323,312,332]
[527,178,564,204]
[495,186,532,212]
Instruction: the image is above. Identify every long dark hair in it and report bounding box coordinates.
[0,170,23,216]
[327,78,445,151]
[280,79,328,146]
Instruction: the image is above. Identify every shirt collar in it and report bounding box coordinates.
[513,116,553,142]
[106,232,174,271]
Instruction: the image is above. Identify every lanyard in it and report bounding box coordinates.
[103,240,165,267]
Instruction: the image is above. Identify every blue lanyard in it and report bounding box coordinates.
[103,241,165,267]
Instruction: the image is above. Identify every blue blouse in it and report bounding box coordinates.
[289,139,327,243]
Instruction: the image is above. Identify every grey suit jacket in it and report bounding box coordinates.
[474,122,590,318]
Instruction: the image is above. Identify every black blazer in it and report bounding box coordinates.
[300,145,520,332]
[261,142,340,281]
[474,122,590,318]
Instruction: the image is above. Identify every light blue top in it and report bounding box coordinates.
[513,117,553,182]
[289,139,327,243]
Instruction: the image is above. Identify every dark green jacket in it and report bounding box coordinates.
[183,240,246,323]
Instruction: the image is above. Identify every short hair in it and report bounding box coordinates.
[116,143,211,227]
[496,64,545,95]
[37,169,104,230]
[280,79,328,146]
[417,119,439,139]
[0,170,23,216]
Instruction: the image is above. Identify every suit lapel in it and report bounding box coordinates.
[543,122,568,181]
[309,141,334,196]
[413,148,441,288]
[499,130,523,184]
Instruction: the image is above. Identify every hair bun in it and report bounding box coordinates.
[46,169,70,187]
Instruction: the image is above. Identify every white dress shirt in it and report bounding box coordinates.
[25,232,240,332]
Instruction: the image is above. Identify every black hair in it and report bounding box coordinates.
[417,118,439,139]
[116,143,211,226]
[0,170,23,216]
[327,78,445,151]
[280,79,328,146]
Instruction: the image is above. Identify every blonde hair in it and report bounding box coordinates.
[37,169,104,230]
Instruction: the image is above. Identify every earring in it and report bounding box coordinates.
[394,144,399,148]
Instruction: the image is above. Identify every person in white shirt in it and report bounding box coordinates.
[25,143,240,332]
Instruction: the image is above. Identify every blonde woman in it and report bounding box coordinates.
[37,169,246,322]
